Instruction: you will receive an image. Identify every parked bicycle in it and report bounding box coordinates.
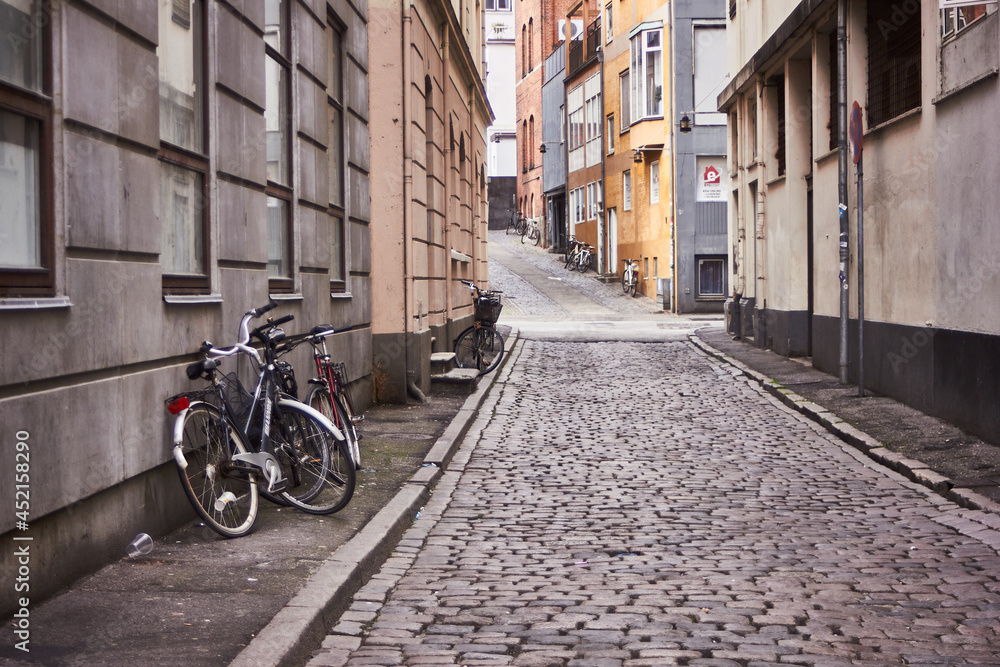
[565,237,583,269]
[573,243,594,273]
[506,210,527,236]
[454,280,505,375]
[277,325,363,471]
[165,303,357,537]
[621,258,640,296]
[521,217,541,246]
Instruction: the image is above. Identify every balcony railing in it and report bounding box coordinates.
[567,15,600,78]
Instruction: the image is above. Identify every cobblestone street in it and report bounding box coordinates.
[306,235,1000,666]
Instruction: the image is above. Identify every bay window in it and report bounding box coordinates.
[630,27,663,122]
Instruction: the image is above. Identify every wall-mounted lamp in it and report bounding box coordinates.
[539,141,560,154]
[633,149,643,164]
[679,114,692,133]
[539,143,547,153]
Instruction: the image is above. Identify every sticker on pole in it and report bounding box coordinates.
[849,101,863,165]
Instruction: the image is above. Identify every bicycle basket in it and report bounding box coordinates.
[474,294,502,324]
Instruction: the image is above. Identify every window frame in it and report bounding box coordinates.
[327,11,348,293]
[697,257,726,298]
[619,70,630,130]
[941,4,992,41]
[265,0,294,293]
[0,0,55,297]
[629,28,663,123]
[158,0,210,294]
[604,1,613,43]
[606,113,614,154]
[623,170,631,211]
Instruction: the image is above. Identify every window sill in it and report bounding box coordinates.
[330,291,353,300]
[766,174,786,187]
[934,67,999,106]
[163,293,223,305]
[269,293,304,303]
[0,296,72,311]
[866,106,921,136]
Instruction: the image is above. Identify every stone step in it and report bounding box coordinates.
[430,368,480,396]
[430,351,457,374]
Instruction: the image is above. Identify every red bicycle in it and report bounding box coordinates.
[279,325,362,471]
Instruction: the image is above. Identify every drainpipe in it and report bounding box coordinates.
[403,2,414,397]
[443,27,454,322]
[837,0,849,383]
[598,49,605,274]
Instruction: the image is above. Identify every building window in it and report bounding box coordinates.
[630,28,663,121]
[692,25,727,126]
[521,25,527,77]
[570,186,585,225]
[868,0,921,127]
[159,0,208,292]
[623,170,631,211]
[328,14,347,289]
[605,2,613,43]
[649,161,659,204]
[771,75,785,177]
[697,257,726,298]
[568,85,584,151]
[606,114,614,154]
[941,4,992,41]
[584,74,601,167]
[586,182,595,220]
[619,70,630,129]
[0,0,51,296]
[529,116,535,168]
[528,18,533,72]
[521,120,528,171]
[748,96,757,159]
[485,0,510,10]
[265,0,292,290]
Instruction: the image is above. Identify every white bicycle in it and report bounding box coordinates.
[621,258,639,296]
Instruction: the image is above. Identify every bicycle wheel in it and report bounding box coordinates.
[628,276,638,297]
[270,402,356,514]
[622,270,631,293]
[515,217,527,235]
[175,402,259,538]
[476,327,505,374]
[529,227,540,246]
[455,326,504,374]
[306,384,361,470]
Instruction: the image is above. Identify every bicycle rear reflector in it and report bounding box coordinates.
[167,397,190,415]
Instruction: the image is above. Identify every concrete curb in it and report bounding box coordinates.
[689,334,1000,517]
[229,328,520,667]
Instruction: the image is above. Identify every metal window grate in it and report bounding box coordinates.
[867,1,921,127]
[774,76,785,177]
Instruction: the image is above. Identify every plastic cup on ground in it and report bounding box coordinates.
[127,533,153,558]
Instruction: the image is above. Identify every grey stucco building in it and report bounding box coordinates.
[0,0,371,615]
[671,0,728,314]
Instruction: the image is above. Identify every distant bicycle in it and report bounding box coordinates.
[521,217,541,246]
[454,280,505,375]
[506,210,527,236]
[621,258,639,296]
[574,243,594,273]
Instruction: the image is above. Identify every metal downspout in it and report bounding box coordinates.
[837,0,849,383]
[403,2,413,393]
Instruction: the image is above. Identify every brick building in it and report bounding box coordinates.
[515,0,587,243]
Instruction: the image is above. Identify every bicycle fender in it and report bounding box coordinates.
[277,398,346,442]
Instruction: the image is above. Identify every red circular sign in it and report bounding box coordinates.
[849,101,863,165]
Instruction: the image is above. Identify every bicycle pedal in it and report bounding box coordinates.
[351,415,364,424]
